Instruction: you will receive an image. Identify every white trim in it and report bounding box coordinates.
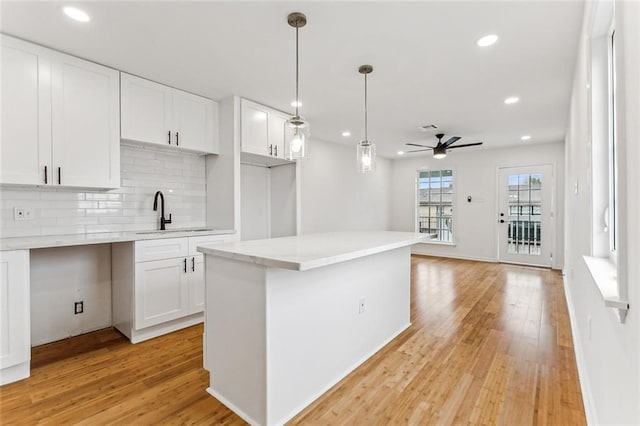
[411,251,497,264]
[206,387,262,426]
[562,275,598,426]
[0,361,30,386]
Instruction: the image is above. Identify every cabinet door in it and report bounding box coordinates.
[268,112,288,159]
[134,258,189,329]
[51,53,120,188]
[241,99,269,156]
[0,251,30,373]
[121,73,173,147]
[0,36,52,185]
[189,254,205,314]
[173,90,217,153]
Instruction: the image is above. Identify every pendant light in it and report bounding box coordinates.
[357,65,376,173]
[284,12,310,160]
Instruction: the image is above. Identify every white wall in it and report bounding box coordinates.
[563,2,640,424]
[0,143,206,238]
[30,245,111,346]
[390,143,565,268]
[299,139,391,234]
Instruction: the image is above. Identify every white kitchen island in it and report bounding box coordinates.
[197,231,426,426]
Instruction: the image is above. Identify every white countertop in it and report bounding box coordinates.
[197,231,427,271]
[0,228,236,250]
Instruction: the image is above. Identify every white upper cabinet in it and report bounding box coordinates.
[1,35,119,189]
[241,99,269,156]
[121,73,219,154]
[240,98,291,163]
[120,74,173,148]
[51,54,120,188]
[268,111,288,160]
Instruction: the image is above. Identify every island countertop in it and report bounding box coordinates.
[196,231,427,271]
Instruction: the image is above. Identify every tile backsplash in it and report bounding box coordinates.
[0,143,207,238]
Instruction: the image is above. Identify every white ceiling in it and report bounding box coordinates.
[0,1,584,158]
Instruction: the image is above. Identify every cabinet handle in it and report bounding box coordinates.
[176,132,179,146]
[183,258,187,273]
[44,166,48,184]
[58,167,61,185]
[274,145,278,157]
[191,257,195,272]
[269,144,273,156]
[168,131,171,145]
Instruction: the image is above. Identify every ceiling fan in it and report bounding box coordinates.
[405,133,483,159]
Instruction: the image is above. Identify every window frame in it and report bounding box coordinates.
[415,168,456,244]
[607,25,618,261]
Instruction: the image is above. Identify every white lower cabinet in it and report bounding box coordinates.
[112,234,236,343]
[134,257,190,329]
[0,250,30,385]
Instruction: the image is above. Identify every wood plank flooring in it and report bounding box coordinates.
[0,256,586,425]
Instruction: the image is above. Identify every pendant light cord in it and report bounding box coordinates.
[295,26,299,118]
[364,73,368,142]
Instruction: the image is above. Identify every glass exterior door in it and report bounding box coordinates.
[498,165,553,267]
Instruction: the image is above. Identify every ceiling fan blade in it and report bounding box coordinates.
[405,148,433,153]
[405,143,436,148]
[442,136,461,147]
[446,142,483,149]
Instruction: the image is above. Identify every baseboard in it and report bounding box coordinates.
[411,251,497,264]
[130,313,204,344]
[206,387,261,426]
[562,275,598,425]
[0,360,30,386]
[271,322,412,426]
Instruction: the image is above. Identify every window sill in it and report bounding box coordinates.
[583,255,629,323]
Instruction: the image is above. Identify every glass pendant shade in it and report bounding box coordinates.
[357,140,376,173]
[284,116,310,160]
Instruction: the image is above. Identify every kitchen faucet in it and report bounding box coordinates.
[153,191,172,230]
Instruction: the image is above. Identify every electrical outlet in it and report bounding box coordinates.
[358,296,366,314]
[74,301,84,315]
[14,207,33,221]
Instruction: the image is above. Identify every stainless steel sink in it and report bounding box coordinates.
[135,228,215,235]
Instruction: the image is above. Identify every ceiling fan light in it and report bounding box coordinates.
[433,146,447,159]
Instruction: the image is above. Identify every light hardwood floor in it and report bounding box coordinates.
[0,256,586,425]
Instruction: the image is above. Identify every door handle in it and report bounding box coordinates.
[183,258,187,273]
[499,219,505,223]
[44,166,48,184]
[176,131,179,146]
[191,257,195,272]
[500,213,505,217]
[58,167,61,185]
[269,144,273,156]
[168,131,171,145]
[274,145,278,157]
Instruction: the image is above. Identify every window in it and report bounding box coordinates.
[416,169,453,242]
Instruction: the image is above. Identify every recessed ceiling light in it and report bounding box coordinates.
[504,96,520,105]
[341,131,351,137]
[63,6,90,22]
[397,151,405,155]
[476,34,498,47]
[291,101,302,108]
[521,135,531,141]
